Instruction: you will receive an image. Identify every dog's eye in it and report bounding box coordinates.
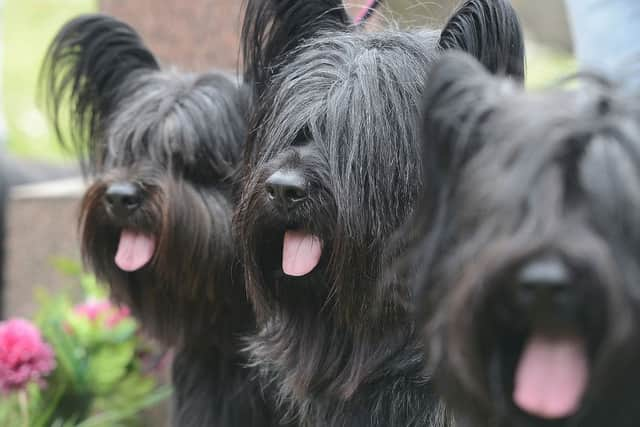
[291,127,312,147]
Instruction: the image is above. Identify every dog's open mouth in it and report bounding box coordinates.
[114,229,156,272]
[481,260,606,423]
[512,331,589,420]
[281,230,323,277]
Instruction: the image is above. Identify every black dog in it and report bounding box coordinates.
[408,51,640,427]
[235,1,524,425]
[41,14,279,427]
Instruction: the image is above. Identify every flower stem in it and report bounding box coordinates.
[18,390,29,427]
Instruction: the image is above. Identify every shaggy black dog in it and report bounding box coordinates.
[235,1,524,425]
[41,14,278,427]
[408,51,640,427]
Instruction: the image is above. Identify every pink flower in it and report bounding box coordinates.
[73,300,131,329]
[0,318,56,394]
[106,305,131,328]
[73,300,111,321]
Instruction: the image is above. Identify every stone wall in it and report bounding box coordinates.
[4,180,84,318]
[100,0,243,71]
[100,0,373,71]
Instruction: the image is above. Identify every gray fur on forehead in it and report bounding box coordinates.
[264,30,442,144]
[105,70,246,172]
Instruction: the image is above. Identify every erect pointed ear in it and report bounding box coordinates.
[439,0,525,82]
[421,52,510,193]
[399,52,510,301]
[40,14,159,174]
[406,52,511,275]
[241,0,352,96]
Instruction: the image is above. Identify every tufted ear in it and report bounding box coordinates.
[241,0,352,97]
[401,52,511,292]
[40,14,159,174]
[420,52,510,209]
[439,0,525,81]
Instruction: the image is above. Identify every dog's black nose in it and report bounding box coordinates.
[105,182,142,219]
[265,170,308,209]
[515,257,574,320]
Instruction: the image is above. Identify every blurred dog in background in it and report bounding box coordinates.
[407,51,640,427]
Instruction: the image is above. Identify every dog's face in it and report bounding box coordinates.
[237,0,524,325]
[82,72,240,273]
[412,53,640,427]
[41,14,250,344]
[79,72,247,343]
[237,31,440,320]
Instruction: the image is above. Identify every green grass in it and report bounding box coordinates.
[3,0,96,161]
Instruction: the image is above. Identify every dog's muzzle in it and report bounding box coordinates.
[265,169,308,211]
[509,256,589,421]
[104,181,143,221]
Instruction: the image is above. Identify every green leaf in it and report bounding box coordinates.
[41,318,89,391]
[107,318,138,342]
[0,393,19,427]
[51,257,84,277]
[80,274,107,300]
[31,379,71,427]
[65,312,95,347]
[87,342,136,394]
[101,373,155,410]
[76,385,172,427]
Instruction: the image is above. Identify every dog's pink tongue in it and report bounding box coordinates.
[513,333,588,420]
[282,230,322,277]
[114,230,156,272]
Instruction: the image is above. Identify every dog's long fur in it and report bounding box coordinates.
[41,14,281,427]
[236,1,525,425]
[407,52,640,427]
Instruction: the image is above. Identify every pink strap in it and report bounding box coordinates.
[354,0,380,25]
